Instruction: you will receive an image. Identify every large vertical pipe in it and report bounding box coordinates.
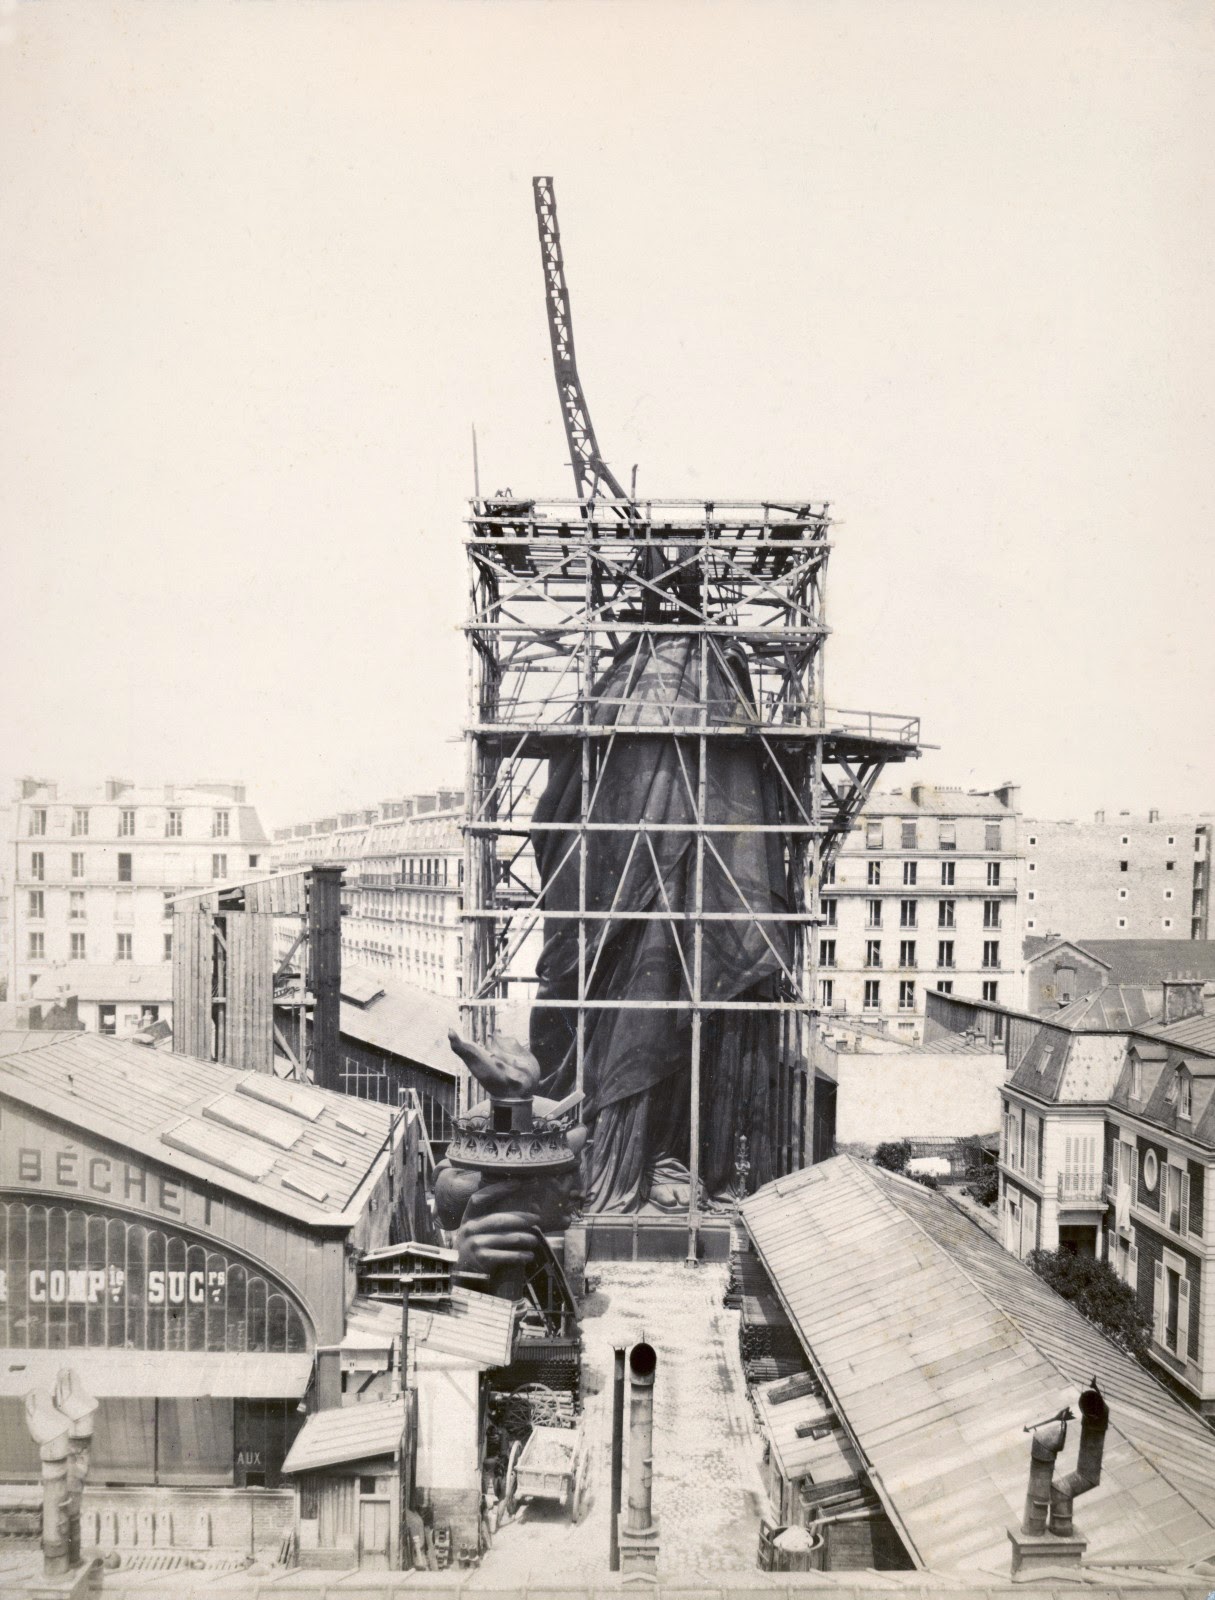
[609,1346,625,1570]
[626,1342,657,1533]
[308,865,344,1089]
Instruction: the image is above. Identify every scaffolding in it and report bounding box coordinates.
[460,494,919,1248]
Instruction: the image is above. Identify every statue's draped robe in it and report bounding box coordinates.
[528,634,793,1212]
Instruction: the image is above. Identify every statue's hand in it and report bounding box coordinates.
[455,1181,543,1276]
[446,1029,541,1099]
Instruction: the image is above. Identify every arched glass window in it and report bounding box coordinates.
[0,1201,312,1354]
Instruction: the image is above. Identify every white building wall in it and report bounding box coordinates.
[10,780,268,1006]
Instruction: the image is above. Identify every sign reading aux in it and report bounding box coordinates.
[1,1265,228,1307]
[0,1197,310,1354]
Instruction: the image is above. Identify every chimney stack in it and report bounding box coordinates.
[1162,974,1204,1025]
[1009,1381,1109,1576]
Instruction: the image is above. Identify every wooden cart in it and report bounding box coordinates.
[503,1424,591,1523]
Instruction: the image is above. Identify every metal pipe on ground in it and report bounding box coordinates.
[610,1346,625,1572]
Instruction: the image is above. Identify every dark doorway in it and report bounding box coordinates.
[1058,1224,1097,1258]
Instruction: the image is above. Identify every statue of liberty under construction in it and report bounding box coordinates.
[455,178,920,1231]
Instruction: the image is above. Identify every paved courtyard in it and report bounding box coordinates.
[477,1259,768,1588]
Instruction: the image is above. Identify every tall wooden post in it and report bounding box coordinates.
[309,866,344,1090]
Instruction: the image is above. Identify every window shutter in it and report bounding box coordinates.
[1179,1276,1191,1360]
[1181,1173,1191,1237]
[1153,1259,1165,1346]
[1127,1241,1138,1292]
[1131,1147,1139,1208]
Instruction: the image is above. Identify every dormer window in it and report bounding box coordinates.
[1177,1068,1192,1121]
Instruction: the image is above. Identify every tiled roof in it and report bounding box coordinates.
[281,1398,407,1474]
[1141,1011,1215,1055]
[1078,940,1215,985]
[742,1156,1215,1573]
[31,964,173,1004]
[1028,939,1215,987]
[0,1033,396,1226]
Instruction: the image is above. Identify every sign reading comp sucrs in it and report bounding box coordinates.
[0,1197,310,1354]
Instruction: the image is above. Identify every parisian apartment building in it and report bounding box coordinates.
[271,790,464,998]
[7,778,268,1034]
[1021,810,1211,944]
[820,782,1022,1041]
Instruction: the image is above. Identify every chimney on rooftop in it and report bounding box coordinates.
[1162,974,1204,1025]
[1010,1381,1109,1576]
[1149,808,1160,824]
[105,779,133,801]
[995,782,1020,811]
[18,777,55,800]
[1094,809,1105,824]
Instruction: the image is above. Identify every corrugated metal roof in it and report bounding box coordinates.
[752,1377,861,1487]
[342,1288,516,1369]
[0,1351,311,1398]
[31,965,173,1004]
[742,1156,1215,1573]
[0,1033,396,1227]
[282,1399,406,1474]
[339,978,461,1079]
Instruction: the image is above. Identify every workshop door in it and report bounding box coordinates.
[359,1498,391,1569]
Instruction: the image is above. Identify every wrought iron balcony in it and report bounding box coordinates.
[1057,1168,1105,1207]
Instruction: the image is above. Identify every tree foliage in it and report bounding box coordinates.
[1027,1248,1151,1357]
[873,1139,911,1173]
[969,1166,999,1208]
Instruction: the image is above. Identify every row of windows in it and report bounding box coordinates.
[818,977,998,1010]
[828,937,998,969]
[846,859,1004,888]
[825,859,1003,889]
[858,820,1004,851]
[819,898,1001,933]
[27,932,152,962]
[819,937,983,970]
[23,851,257,884]
[29,808,232,839]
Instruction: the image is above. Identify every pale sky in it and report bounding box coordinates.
[1,0,1212,832]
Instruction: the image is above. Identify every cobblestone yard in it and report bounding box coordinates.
[477,1259,768,1588]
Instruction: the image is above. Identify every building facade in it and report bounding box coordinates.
[0,1031,415,1555]
[8,778,269,1029]
[931,981,1215,1414]
[820,782,1021,1041]
[1022,811,1211,943]
[272,790,464,998]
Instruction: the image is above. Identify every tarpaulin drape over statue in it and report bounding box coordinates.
[528,633,795,1213]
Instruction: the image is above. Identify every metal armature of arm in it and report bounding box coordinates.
[532,177,628,507]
